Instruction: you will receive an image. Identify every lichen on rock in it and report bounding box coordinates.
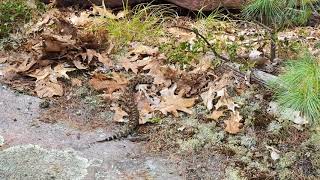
[0,144,90,180]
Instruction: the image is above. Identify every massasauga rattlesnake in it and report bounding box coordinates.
[97,75,154,142]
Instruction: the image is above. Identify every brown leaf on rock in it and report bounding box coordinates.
[89,72,128,93]
[224,111,243,134]
[35,78,64,98]
[157,84,196,117]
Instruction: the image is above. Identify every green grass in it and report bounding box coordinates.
[271,52,320,124]
[0,0,32,39]
[242,0,318,27]
[160,39,206,65]
[92,4,175,47]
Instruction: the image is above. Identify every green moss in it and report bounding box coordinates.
[267,121,283,133]
[226,144,248,157]
[84,96,104,108]
[196,123,224,144]
[278,151,297,169]
[160,39,206,66]
[75,86,90,98]
[310,152,320,168]
[225,166,246,180]
[240,136,257,149]
[0,0,32,39]
[179,138,202,152]
[146,117,162,124]
[278,168,293,180]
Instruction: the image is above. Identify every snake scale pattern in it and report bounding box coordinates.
[97,75,154,142]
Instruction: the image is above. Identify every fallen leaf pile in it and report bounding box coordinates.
[0,5,282,135]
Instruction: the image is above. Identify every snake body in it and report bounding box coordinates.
[97,75,154,142]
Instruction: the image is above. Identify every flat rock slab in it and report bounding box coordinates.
[0,85,182,179]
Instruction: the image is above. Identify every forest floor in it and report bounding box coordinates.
[0,1,320,179]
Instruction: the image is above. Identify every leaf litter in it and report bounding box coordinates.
[1,3,319,179]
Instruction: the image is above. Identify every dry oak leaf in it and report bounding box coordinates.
[35,78,64,98]
[53,64,76,79]
[224,111,243,134]
[89,72,128,93]
[200,86,215,111]
[85,49,113,67]
[177,72,209,97]
[28,66,52,81]
[0,57,7,64]
[92,5,125,20]
[118,57,151,74]
[157,84,196,117]
[42,34,76,53]
[190,53,214,73]
[6,54,36,73]
[200,73,232,111]
[69,11,91,26]
[71,78,82,87]
[129,43,160,56]
[143,60,169,85]
[207,110,225,121]
[137,92,154,124]
[167,27,196,43]
[215,88,239,112]
[111,105,128,122]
